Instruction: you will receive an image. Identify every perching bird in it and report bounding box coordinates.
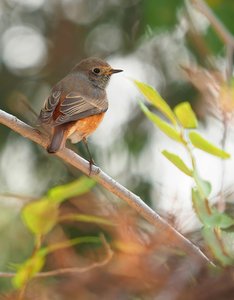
[39,57,123,155]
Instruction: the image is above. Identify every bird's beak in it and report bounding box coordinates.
[110,69,123,74]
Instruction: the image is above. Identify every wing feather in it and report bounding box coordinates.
[54,92,108,125]
[39,90,108,126]
[39,91,61,124]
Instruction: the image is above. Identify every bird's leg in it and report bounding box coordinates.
[82,137,95,175]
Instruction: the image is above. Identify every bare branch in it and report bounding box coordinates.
[0,109,214,265]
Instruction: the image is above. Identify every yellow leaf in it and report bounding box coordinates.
[174,102,198,128]
[48,176,96,203]
[12,251,46,288]
[139,101,182,142]
[134,80,177,125]
[162,150,193,176]
[22,199,58,235]
[189,131,230,159]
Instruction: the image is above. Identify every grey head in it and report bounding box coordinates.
[71,57,123,89]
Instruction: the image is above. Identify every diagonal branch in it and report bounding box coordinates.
[0,109,214,265]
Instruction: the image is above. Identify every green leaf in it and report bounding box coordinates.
[202,227,233,266]
[193,186,234,265]
[162,150,192,176]
[134,80,177,125]
[191,188,234,229]
[22,199,58,235]
[189,131,230,159]
[206,213,234,229]
[174,102,198,128]
[192,188,211,224]
[22,177,96,235]
[139,101,182,142]
[193,170,212,198]
[12,250,46,288]
[48,176,96,203]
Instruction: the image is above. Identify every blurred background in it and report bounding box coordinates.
[1,0,234,299]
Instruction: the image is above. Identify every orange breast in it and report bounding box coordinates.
[66,113,105,140]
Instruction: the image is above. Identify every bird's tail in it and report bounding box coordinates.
[47,125,65,153]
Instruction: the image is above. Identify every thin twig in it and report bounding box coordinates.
[184,0,213,67]
[192,0,234,210]
[0,193,37,202]
[226,44,234,82]
[0,109,214,265]
[191,0,234,48]
[0,234,113,278]
[218,114,228,212]
[37,233,113,277]
[18,284,26,300]
[192,0,234,81]
[0,272,15,278]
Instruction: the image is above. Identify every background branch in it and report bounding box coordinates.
[192,0,234,81]
[192,0,234,47]
[0,109,214,265]
[0,233,113,278]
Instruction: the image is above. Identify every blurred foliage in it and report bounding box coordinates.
[203,1,234,54]
[136,79,234,266]
[4,176,112,291]
[207,0,234,33]
[142,0,184,30]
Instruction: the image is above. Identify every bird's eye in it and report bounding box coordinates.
[93,68,100,74]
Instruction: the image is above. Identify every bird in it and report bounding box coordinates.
[38,57,123,160]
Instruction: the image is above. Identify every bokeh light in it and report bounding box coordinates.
[2,25,47,75]
[61,0,105,25]
[85,24,123,56]
[7,0,45,11]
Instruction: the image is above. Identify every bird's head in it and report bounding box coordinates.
[72,57,123,89]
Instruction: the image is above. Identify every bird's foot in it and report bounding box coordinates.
[88,158,96,176]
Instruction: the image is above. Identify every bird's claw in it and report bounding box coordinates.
[88,159,96,176]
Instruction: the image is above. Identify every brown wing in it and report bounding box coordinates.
[39,91,61,124]
[39,91,108,126]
